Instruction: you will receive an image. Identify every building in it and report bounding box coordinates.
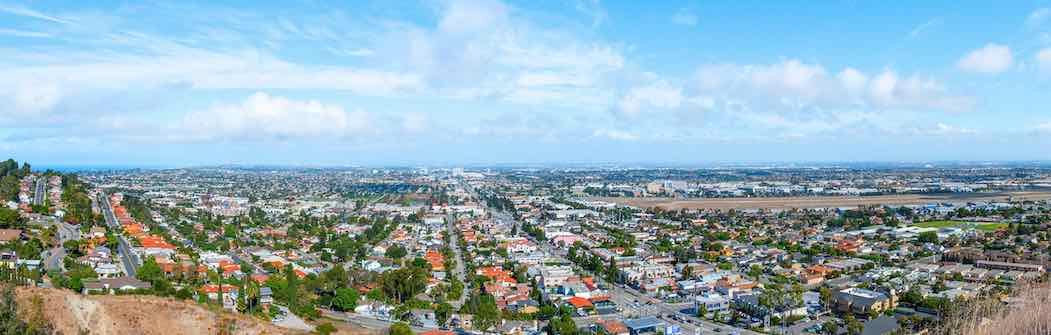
[623,317,665,335]
[694,293,730,314]
[82,277,152,294]
[834,288,897,315]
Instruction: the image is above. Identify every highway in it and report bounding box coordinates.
[97,193,141,277]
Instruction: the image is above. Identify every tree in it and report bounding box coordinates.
[917,231,938,244]
[136,257,163,283]
[389,322,414,335]
[333,288,359,311]
[285,264,298,310]
[0,208,22,229]
[447,277,464,300]
[315,323,337,335]
[436,302,452,327]
[469,293,501,331]
[385,244,407,261]
[822,320,839,335]
[696,303,707,318]
[845,314,863,335]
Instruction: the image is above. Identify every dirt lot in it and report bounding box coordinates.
[590,190,1051,210]
[16,287,303,335]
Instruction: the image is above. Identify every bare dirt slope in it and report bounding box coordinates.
[16,287,305,335]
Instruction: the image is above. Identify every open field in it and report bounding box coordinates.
[589,190,1051,210]
[913,220,1008,231]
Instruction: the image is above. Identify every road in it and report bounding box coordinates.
[273,305,315,332]
[97,193,141,277]
[321,309,436,333]
[445,211,467,309]
[33,177,46,205]
[41,219,81,271]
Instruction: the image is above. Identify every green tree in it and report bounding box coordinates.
[0,208,22,229]
[845,314,863,335]
[917,231,938,244]
[447,277,464,300]
[388,322,414,335]
[333,288,360,311]
[385,244,408,261]
[436,302,452,327]
[285,264,298,310]
[136,257,164,284]
[822,321,839,335]
[315,323,337,335]
[472,293,501,331]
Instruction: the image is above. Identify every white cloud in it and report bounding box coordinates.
[575,0,607,28]
[1035,121,1051,134]
[614,80,682,117]
[671,8,698,27]
[692,60,973,112]
[927,123,976,136]
[8,80,61,119]
[837,68,868,102]
[592,128,639,141]
[0,28,53,38]
[0,4,74,24]
[0,47,423,107]
[402,112,428,133]
[1037,48,1051,73]
[178,92,371,141]
[438,0,508,35]
[957,44,1013,74]
[908,18,941,39]
[867,70,973,111]
[1028,8,1050,28]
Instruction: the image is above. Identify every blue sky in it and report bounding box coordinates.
[1,0,1050,166]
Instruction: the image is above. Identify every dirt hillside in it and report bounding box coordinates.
[15,287,305,335]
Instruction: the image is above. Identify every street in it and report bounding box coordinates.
[97,193,141,277]
[446,211,468,308]
[40,219,80,271]
[33,177,46,205]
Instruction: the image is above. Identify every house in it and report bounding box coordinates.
[733,294,807,320]
[260,287,273,304]
[834,288,897,315]
[565,296,593,316]
[82,276,152,294]
[0,229,22,243]
[596,320,630,335]
[694,293,730,314]
[496,320,537,335]
[862,315,900,335]
[623,317,665,335]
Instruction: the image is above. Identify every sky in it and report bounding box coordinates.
[1,0,1051,167]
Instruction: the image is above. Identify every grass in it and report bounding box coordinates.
[912,220,1008,231]
[914,220,966,228]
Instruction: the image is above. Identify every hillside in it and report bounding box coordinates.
[933,283,1051,335]
[15,287,305,335]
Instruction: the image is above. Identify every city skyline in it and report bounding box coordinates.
[2,0,1051,165]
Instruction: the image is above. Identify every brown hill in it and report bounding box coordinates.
[15,287,305,335]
